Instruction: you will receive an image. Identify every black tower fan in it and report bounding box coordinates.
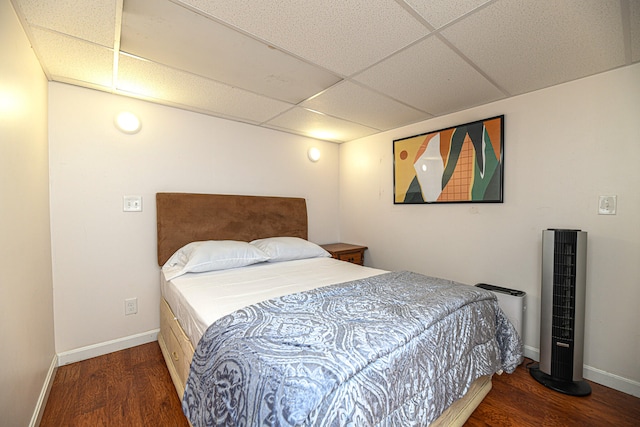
[530,229,591,396]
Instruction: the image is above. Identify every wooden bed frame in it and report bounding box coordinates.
[156,192,491,426]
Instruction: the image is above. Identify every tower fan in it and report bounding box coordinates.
[530,229,591,396]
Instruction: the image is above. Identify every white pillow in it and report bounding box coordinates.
[162,240,270,280]
[250,237,330,262]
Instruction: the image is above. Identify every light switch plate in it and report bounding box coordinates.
[123,195,143,212]
[598,195,616,215]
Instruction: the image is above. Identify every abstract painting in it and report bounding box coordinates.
[393,115,504,204]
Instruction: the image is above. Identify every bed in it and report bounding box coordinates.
[156,192,522,426]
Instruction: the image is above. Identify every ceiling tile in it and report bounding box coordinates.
[403,0,492,28]
[30,28,113,88]
[177,0,430,76]
[301,81,429,130]
[266,107,379,143]
[354,36,505,115]
[630,0,640,63]
[121,0,341,104]
[13,0,116,47]
[441,0,627,95]
[11,0,636,144]
[117,54,294,124]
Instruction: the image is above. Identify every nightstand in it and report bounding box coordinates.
[321,243,368,266]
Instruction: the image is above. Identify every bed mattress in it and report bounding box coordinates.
[161,257,386,346]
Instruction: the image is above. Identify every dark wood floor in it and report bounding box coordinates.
[466,360,640,426]
[41,342,189,427]
[41,341,640,426]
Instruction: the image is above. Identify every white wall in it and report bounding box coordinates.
[48,83,341,354]
[0,1,56,425]
[339,63,640,396]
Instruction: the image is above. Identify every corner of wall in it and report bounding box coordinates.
[29,355,58,427]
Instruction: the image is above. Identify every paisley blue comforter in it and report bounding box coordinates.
[182,271,523,426]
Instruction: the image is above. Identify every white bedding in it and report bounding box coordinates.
[161,257,386,346]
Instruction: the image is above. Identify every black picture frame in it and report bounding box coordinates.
[393,115,504,204]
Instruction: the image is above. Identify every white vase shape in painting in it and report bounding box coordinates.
[413,133,445,202]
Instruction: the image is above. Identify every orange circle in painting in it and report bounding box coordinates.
[400,150,408,160]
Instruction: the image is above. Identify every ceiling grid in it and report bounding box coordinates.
[10,0,639,143]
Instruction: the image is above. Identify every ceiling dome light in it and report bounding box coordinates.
[307,147,321,162]
[115,111,141,134]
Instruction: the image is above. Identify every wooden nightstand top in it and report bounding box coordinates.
[320,243,368,253]
[320,243,368,266]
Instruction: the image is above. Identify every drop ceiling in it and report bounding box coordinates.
[11,0,640,143]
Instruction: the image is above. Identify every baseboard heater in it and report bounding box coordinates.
[475,283,526,349]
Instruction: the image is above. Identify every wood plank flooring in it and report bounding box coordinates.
[467,360,640,426]
[41,342,640,426]
[40,342,189,426]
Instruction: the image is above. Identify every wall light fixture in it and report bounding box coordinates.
[307,147,321,162]
[114,111,141,134]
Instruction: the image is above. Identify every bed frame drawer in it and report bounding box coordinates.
[160,299,194,393]
[164,322,189,384]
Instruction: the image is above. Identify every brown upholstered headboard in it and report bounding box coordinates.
[156,193,308,266]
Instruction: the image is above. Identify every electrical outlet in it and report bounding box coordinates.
[125,298,138,315]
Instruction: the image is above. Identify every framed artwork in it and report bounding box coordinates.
[393,115,504,204]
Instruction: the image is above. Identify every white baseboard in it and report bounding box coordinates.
[522,345,640,398]
[523,344,539,362]
[29,354,58,427]
[57,329,159,366]
[583,364,640,398]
